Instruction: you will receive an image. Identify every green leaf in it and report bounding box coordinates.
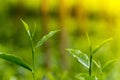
[20,19,31,36]
[87,76,98,80]
[46,72,56,80]
[0,53,32,71]
[93,60,103,73]
[35,30,60,48]
[32,21,36,37]
[86,32,92,55]
[102,59,117,72]
[86,32,91,47]
[93,38,113,54]
[76,73,88,80]
[66,49,89,68]
[76,73,98,80]
[60,71,68,80]
[93,60,101,69]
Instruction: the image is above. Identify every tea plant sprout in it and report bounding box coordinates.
[66,33,113,80]
[0,19,59,80]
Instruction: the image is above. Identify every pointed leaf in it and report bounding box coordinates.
[86,32,91,46]
[66,49,89,68]
[32,21,36,37]
[93,60,101,69]
[76,73,88,80]
[86,32,92,55]
[87,76,98,80]
[0,53,32,71]
[76,73,98,80]
[20,19,31,36]
[102,59,117,72]
[93,38,113,54]
[93,60,103,73]
[35,30,60,48]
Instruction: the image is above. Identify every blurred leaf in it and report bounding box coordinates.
[86,32,92,55]
[66,49,89,69]
[35,30,60,48]
[93,38,113,54]
[93,60,103,73]
[0,53,32,71]
[46,72,56,80]
[76,73,98,80]
[32,21,36,37]
[102,59,117,72]
[20,19,31,36]
[86,32,91,47]
[76,73,88,80]
[87,76,98,80]
[42,75,48,80]
[60,71,68,80]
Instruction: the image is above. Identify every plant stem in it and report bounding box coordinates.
[32,71,35,80]
[89,42,92,76]
[89,55,92,76]
[29,36,35,80]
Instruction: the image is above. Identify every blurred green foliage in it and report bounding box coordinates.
[0,0,120,80]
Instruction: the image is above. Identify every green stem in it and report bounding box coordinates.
[89,43,92,76]
[32,71,35,80]
[89,55,92,76]
[29,36,35,80]
[86,32,93,76]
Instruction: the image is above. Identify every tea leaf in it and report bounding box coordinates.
[35,30,60,48]
[20,19,31,36]
[60,71,68,80]
[46,72,56,80]
[32,21,36,37]
[102,59,117,72]
[76,73,98,80]
[87,76,98,80]
[93,38,113,54]
[86,32,91,47]
[66,49,89,68]
[86,32,92,55]
[76,73,88,80]
[93,60,103,73]
[0,53,32,71]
